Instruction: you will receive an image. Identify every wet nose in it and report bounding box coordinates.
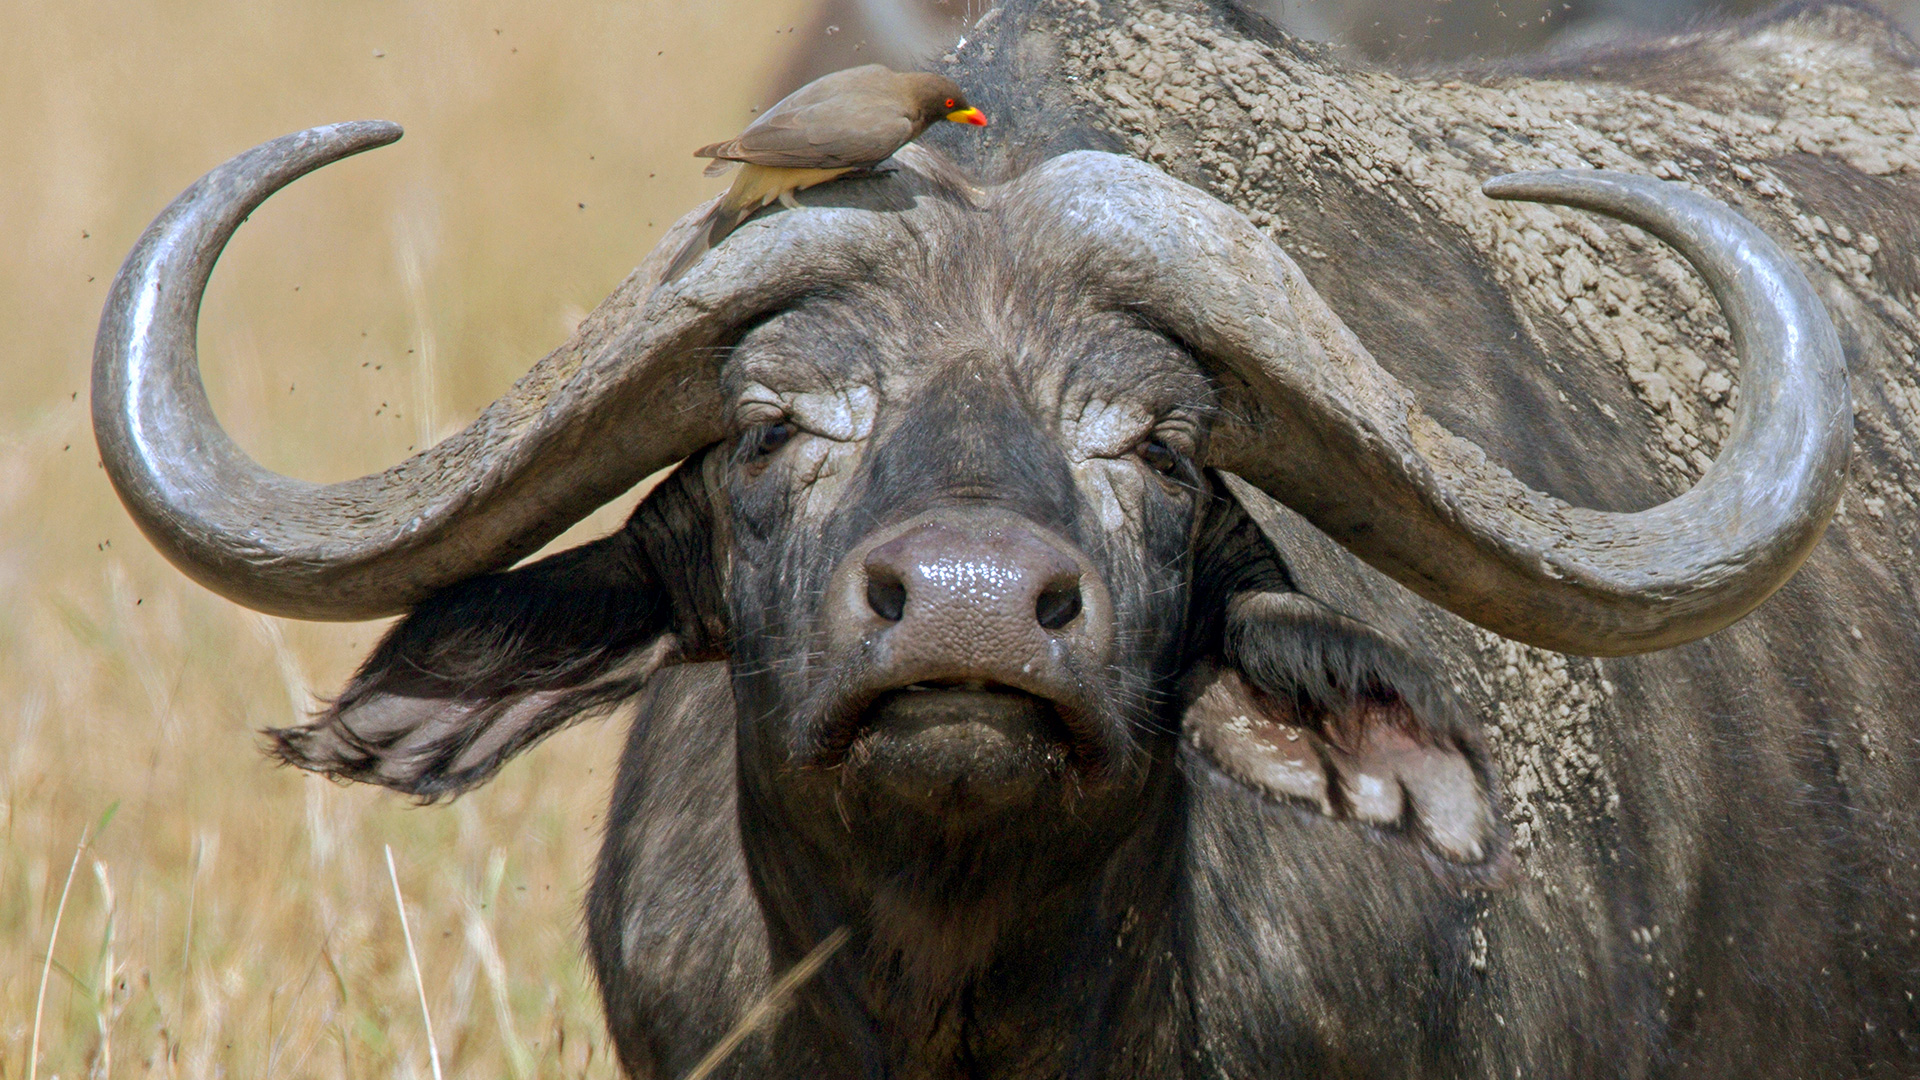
[863,521,1085,633]
[829,509,1112,695]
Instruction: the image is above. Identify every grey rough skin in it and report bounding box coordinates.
[92,0,1920,1076]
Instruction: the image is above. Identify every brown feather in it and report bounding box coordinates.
[667,65,979,283]
[690,66,964,172]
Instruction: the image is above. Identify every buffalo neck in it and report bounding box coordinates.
[737,747,1192,1078]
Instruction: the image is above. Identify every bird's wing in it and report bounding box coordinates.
[696,66,921,169]
[714,99,917,169]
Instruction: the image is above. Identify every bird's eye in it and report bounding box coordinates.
[1138,438,1180,476]
[751,422,794,458]
[945,98,956,108]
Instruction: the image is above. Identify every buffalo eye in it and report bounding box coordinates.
[1137,437,1180,476]
[749,421,795,458]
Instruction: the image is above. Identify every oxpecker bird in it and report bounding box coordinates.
[663,64,988,283]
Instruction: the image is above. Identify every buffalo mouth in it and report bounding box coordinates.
[825,680,1104,811]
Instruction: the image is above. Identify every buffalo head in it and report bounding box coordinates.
[92,121,1848,1051]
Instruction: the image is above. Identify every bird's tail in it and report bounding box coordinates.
[661,196,754,285]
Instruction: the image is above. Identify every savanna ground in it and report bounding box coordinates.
[8,0,1920,1077]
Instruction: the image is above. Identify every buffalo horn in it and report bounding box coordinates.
[1016,154,1849,656]
[91,121,878,620]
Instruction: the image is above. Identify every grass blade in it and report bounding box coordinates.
[681,926,850,1080]
[385,844,444,1080]
[29,826,90,1080]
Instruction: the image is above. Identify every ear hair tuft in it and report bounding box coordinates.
[267,453,728,799]
[1192,589,1506,870]
[1222,591,1465,751]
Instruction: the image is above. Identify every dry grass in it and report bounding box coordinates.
[0,1,821,1075]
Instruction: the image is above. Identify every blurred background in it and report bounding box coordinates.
[3,0,1914,1077]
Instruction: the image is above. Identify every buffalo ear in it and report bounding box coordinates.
[271,456,726,799]
[1183,591,1504,869]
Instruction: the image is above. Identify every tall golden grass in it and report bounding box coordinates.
[1,2,818,1075]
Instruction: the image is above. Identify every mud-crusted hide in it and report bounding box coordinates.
[918,0,1920,1068]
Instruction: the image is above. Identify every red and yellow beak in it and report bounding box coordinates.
[945,107,989,127]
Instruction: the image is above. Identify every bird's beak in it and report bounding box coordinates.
[945,107,989,127]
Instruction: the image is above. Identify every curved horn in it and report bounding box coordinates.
[93,121,905,621]
[1014,154,1849,656]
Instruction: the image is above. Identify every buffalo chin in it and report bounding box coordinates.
[844,686,1080,814]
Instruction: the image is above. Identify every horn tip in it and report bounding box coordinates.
[1482,168,1664,205]
[1480,170,1567,201]
[336,119,405,148]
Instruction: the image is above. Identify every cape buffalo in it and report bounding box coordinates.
[93,0,1919,1075]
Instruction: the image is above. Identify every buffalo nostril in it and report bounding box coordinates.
[1035,579,1083,630]
[867,571,907,622]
